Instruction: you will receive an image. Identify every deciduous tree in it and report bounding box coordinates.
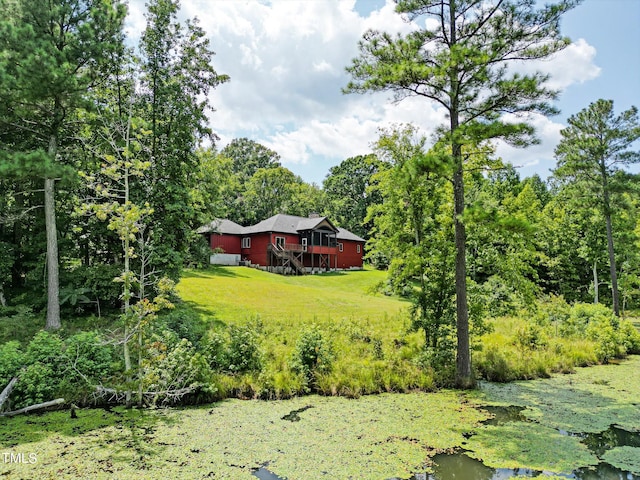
[323,154,387,239]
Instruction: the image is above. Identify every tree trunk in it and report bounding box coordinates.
[0,284,6,307]
[0,377,18,410]
[44,175,61,330]
[604,212,620,316]
[601,169,620,316]
[453,161,474,389]
[593,260,598,304]
[0,398,65,417]
[448,0,474,390]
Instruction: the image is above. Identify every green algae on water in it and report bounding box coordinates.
[602,446,640,475]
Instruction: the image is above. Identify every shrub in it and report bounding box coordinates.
[1,330,116,409]
[586,322,622,363]
[15,362,57,407]
[0,341,24,387]
[0,305,42,345]
[7,331,65,409]
[514,323,549,350]
[619,320,640,354]
[414,333,456,387]
[62,331,115,399]
[291,325,334,388]
[69,264,123,311]
[24,331,65,368]
[475,344,513,383]
[533,295,570,331]
[158,305,208,347]
[141,335,215,405]
[204,324,263,374]
[226,325,263,374]
[560,303,614,338]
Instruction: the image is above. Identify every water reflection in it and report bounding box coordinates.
[423,453,639,480]
[480,405,529,426]
[570,425,640,457]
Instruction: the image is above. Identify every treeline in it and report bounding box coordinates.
[0,0,227,325]
[363,110,640,317]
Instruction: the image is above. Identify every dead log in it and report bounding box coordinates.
[0,398,65,417]
[0,377,18,410]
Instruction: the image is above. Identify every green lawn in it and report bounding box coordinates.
[176,267,432,398]
[177,266,408,324]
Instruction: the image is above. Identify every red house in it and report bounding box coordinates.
[198,214,366,274]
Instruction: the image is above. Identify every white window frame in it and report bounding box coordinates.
[356,244,361,254]
[275,236,286,249]
[338,242,344,252]
[242,237,251,249]
[302,238,308,251]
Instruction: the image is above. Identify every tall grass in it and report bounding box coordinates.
[177,267,639,398]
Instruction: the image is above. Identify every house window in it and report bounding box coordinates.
[302,238,308,251]
[338,243,343,252]
[356,244,361,254]
[242,237,251,249]
[275,236,285,249]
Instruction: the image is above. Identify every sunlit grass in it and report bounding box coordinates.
[177,266,426,397]
[178,266,407,324]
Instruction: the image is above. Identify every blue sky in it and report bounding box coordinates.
[127,0,640,184]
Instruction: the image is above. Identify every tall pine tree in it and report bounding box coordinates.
[345,0,578,387]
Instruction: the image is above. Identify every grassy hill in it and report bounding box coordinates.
[178,266,407,325]
[176,266,432,398]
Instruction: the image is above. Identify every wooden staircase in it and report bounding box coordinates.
[269,244,306,275]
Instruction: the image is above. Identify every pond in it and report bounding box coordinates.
[1,356,639,479]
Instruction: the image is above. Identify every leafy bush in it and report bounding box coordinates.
[157,305,208,347]
[514,323,549,350]
[24,331,65,368]
[141,335,215,405]
[205,324,263,374]
[533,295,571,333]
[0,305,42,345]
[414,328,456,387]
[226,325,263,374]
[0,341,24,386]
[68,264,123,310]
[291,325,334,388]
[63,331,115,395]
[619,320,640,354]
[560,303,614,338]
[0,330,116,410]
[476,344,513,382]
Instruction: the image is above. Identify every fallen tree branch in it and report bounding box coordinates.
[0,377,18,410]
[94,385,198,405]
[0,398,65,417]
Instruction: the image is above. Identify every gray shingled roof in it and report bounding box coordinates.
[197,214,365,242]
[196,218,245,235]
[244,214,339,235]
[336,227,365,242]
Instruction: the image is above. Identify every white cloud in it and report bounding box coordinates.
[125,0,602,183]
[515,38,601,90]
[495,113,564,175]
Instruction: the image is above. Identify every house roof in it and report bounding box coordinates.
[198,214,366,242]
[196,218,245,235]
[336,227,365,242]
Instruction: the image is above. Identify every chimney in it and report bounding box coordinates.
[308,213,320,218]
